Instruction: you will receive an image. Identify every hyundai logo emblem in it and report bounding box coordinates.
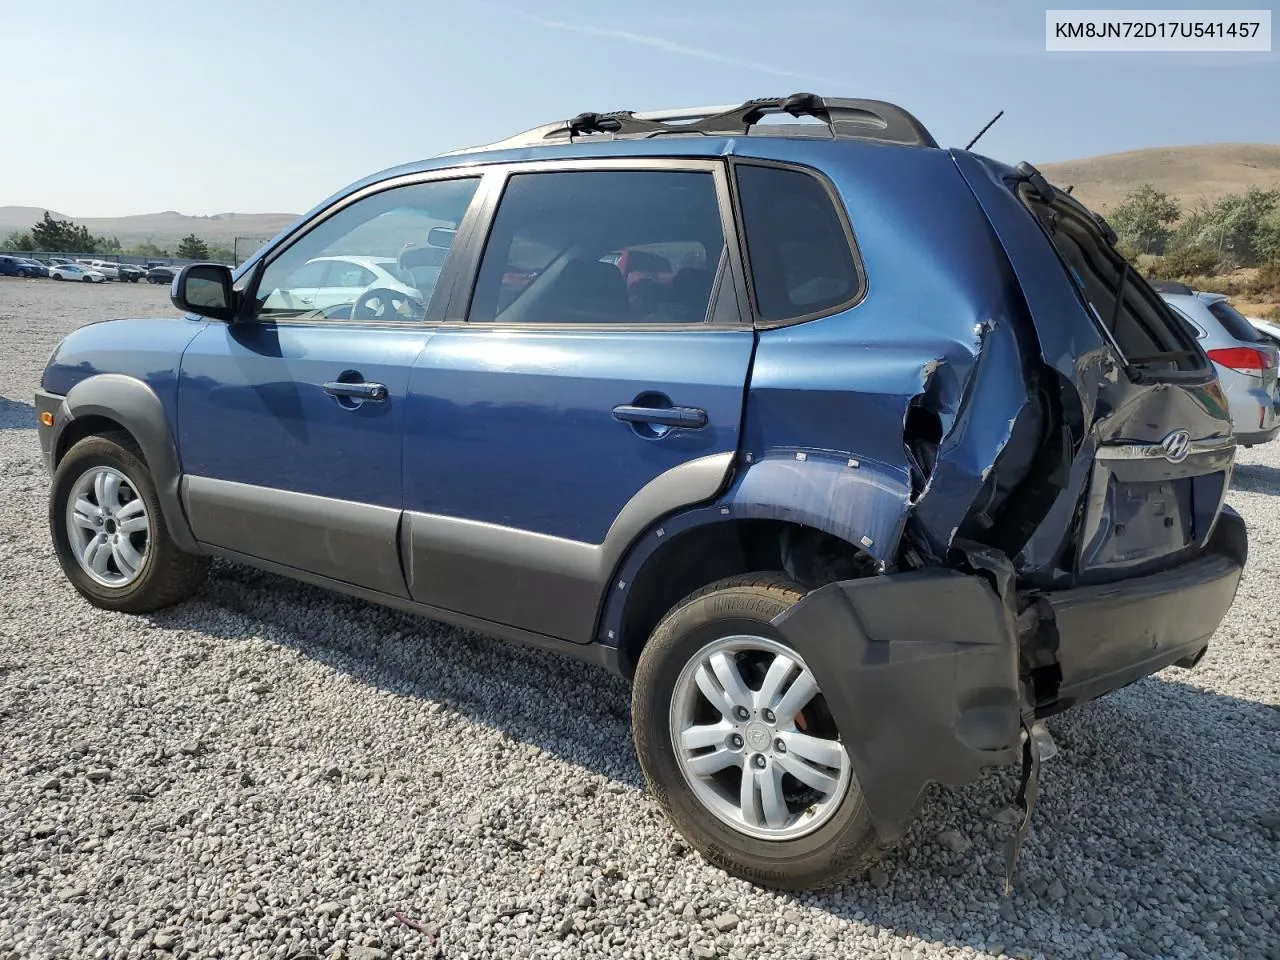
[1160,429,1191,464]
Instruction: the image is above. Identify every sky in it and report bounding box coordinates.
[0,0,1276,217]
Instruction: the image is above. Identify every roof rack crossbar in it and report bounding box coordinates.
[456,93,937,154]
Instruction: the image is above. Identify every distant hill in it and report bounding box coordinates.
[0,206,299,248]
[1038,143,1280,212]
[5,144,1279,247]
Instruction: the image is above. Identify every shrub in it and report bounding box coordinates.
[1192,275,1241,296]
[1247,260,1280,298]
[1159,246,1222,279]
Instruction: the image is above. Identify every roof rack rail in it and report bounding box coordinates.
[448,93,937,155]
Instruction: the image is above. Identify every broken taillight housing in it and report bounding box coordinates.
[1207,347,1274,376]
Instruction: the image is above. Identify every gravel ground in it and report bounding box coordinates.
[1,276,1277,960]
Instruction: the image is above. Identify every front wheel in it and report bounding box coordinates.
[632,574,878,890]
[50,433,209,613]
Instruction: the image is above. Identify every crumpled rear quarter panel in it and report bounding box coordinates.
[737,141,1040,564]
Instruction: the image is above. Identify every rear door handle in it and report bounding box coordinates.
[612,404,708,429]
[324,381,388,401]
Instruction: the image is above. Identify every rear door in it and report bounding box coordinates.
[401,160,755,643]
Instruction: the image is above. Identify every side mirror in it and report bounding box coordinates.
[172,264,235,321]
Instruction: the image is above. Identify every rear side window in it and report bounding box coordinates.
[1206,299,1263,343]
[469,170,725,325]
[1021,189,1204,374]
[735,164,861,324]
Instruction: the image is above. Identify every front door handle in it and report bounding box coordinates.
[612,404,708,429]
[324,381,388,402]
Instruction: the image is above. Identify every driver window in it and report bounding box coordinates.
[252,176,480,323]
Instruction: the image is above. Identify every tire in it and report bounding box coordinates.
[50,433,209,614]
[53,273,63,281]
[632,573,879,890]
[82,275,92,282]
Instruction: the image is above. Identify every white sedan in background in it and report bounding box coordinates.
[259,256,422,319]
[50,263,107,283]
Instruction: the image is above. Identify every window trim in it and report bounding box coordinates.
[452,157,752,332]
[726,158,868,330]
[239,168,491,329]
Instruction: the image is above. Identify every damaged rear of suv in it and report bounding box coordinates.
[618,99,1244,890]
[36,93,1245,892]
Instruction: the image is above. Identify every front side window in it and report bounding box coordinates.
[735,164,861,324]
[468,169,726,325]
[252,176,480,323]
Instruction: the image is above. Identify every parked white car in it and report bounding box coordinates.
[1248,316,1280,347]
[258,255,422,319]
[50,263,107,283]
[80,259,120,280]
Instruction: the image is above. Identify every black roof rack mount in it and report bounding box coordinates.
[449,93,938,154]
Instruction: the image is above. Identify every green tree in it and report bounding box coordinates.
[206,244,235,263]
[126,241,171,258]
[1256,208,1280,263]
[28,211,99,253]
[1175,187,1280,265]
[3,231,36,251]
[176,234,209,259]
[1110,184,1180,254]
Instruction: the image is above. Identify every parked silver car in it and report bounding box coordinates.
[1157,282,1279,447]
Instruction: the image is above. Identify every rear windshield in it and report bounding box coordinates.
[1206,299,1264,343]
[1018,186,1206,375]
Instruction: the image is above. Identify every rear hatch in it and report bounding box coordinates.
[952,154,1236,588]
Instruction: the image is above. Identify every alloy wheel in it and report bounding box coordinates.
[669,635,851,841]
[64,465,151,587]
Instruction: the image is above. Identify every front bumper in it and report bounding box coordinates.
[771,507,1246,844]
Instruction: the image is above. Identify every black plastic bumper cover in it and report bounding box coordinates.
[1035,505,1246,712]
[771,506,1246,845]
[772,570,1022,844]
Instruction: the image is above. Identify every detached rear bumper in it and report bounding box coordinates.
[771,507,1246,844]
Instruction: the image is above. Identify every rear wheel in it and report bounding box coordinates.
[50,434,209,613]
[632,574,879,889]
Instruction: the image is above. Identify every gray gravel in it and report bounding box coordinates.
[1,276,1278,960]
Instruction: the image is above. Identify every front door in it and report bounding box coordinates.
[402,162,755,642]
[176,174,483,596]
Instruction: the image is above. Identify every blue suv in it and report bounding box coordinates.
[36,95,1246,889]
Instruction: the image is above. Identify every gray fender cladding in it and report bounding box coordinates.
[772,570,1021,843]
